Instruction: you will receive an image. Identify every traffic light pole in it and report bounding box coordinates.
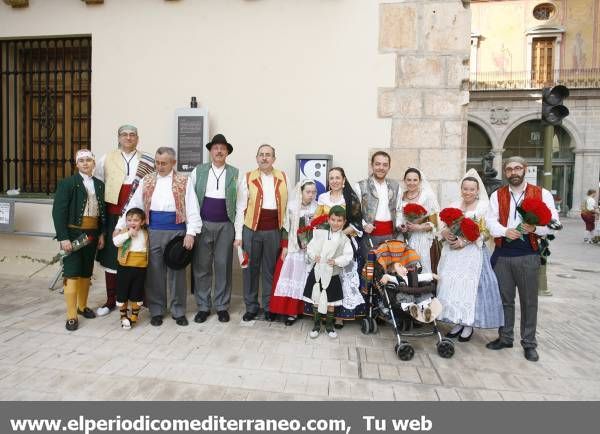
[543,124,554,190]
[539,123,555,296]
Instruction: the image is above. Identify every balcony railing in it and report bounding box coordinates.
[469,68,600,91]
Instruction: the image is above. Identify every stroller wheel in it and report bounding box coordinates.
[368,317,378,334]
[395,343,415,361]
[361,318,372,335]
[437,338,455,359]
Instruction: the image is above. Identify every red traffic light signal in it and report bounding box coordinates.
[542,85,569,126]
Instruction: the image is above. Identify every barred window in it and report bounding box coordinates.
[1,37,91,194]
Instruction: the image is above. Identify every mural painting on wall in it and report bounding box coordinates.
[493,44,512,73]
[572,32,586,69]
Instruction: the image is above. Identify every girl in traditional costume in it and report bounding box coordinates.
[306,167,365,327]
[52,150,106,331]
[396,168,440,274]
[303,206,353,338]
[436,169,504,341]
[269,179,318,325]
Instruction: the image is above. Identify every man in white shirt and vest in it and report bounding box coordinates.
[117,147,202,326]
[189,134,238,324]
[234,144,288,322]
[354,151,400,258]
[95,124,142,316]
[485,156,559,362]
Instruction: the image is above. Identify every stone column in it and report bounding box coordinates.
[377,0,471,206]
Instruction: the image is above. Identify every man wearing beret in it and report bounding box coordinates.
[94,125,142,316]
[189,134,238,323]
[117,147,202,326]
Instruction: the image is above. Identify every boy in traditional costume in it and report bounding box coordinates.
[52,149,106,331]
[112,207,148,329]
[303,206,353,339]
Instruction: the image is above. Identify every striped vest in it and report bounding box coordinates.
[243,169,288,231]
[142,172,188,224]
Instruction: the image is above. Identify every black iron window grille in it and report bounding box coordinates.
[1,37,92,194]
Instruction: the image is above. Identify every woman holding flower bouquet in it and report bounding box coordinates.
[269,179,318,325]
[396,168,440,274]
[436,170,503,342]
[304,167,366,326]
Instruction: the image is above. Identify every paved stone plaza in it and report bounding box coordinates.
[0,217,598,401]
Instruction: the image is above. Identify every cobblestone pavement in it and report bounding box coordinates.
[0,217,598,401]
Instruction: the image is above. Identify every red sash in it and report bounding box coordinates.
[106,184,133,215]
[371,220,394,236]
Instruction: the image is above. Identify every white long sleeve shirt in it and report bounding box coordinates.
[116,170,202,236]
[486,183,559,238]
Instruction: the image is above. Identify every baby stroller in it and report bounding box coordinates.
[361,240,455,361]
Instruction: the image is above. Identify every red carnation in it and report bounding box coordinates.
[308,214,329,230]
[403,203,428,223]
[519,198,552,226]
[459,217,480,242]
[439,207,464,226]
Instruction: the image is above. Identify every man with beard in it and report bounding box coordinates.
[95,125,142,316]
[485,156,559,362]
[189,134,238,324]
[354,151,400,258]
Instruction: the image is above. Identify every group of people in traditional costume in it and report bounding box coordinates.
[52,127,558,361]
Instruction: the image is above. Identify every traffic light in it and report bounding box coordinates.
[541,85,569,126]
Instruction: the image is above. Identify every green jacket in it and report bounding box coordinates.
[52,173,106,241]
[194,163,238,223]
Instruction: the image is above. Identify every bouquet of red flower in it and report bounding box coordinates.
[507,197,552,242]
[459,217,481,242]
[403,203,429,224]
[439,207,480,242]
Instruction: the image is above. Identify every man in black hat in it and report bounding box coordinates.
[188,134,238,323]
[116,147,202,326]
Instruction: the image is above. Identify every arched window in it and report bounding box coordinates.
[504,120,575,212]
[467,122,492,171]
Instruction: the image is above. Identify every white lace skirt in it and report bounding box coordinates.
[436,243,482,326]
[405,232,434,274]
[274,250,310,301]
[340,260,365,310]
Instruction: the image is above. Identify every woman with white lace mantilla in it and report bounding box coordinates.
[436,169,504,342]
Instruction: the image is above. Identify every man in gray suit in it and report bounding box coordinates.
[189,134,239,323]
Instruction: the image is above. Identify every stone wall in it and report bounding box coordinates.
[377,0,471,206]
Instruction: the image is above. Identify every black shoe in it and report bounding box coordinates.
[446,326,464,339]
[243,311,257,322]
[65,318,78,331]
[486,338,513,350]
[524,348,539,362]
[458,328,474,342]
[284,316,297,326]
[150,315,163,326]
[77,307,96,319]
[173,316,189,326]
[194,311,209,323]
[217,311,230,323]
[264,312,276,322]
